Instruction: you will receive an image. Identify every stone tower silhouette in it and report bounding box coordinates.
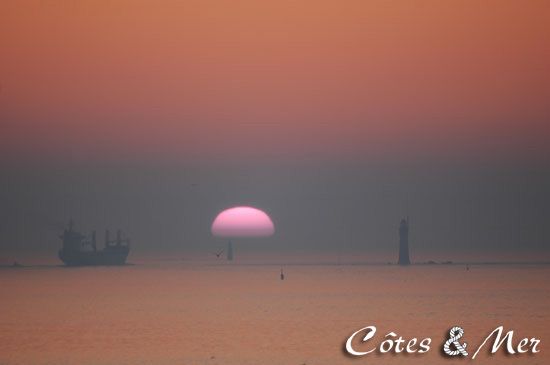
[227,240,233,261]
[398,217,410,265]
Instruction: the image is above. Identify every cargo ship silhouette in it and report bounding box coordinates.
[58,220,130,266]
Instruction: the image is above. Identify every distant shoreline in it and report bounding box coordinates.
[2,261,550,269]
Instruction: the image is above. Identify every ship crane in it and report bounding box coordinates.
[80,231,97,251]
[104,229,131,248]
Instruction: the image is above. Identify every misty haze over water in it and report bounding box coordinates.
[1,163,548,262]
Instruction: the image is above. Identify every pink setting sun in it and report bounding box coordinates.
[211,206,275,237]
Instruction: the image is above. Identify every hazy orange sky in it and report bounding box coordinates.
[1,0,549,165]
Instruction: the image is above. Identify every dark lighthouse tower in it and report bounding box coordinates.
[398,217,410,265]
[227,240,233,261]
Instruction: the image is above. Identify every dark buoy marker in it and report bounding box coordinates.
[280,268,284,280]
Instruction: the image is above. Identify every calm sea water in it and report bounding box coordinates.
[1,254,548,364]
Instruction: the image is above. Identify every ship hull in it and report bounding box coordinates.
[58,247,129,266]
